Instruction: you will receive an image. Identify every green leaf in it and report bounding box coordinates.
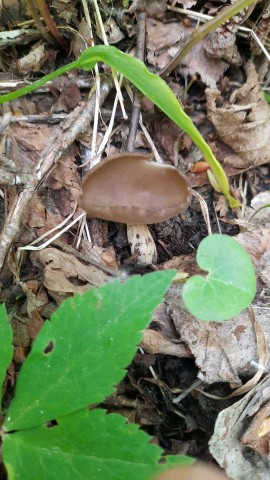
[0,304,13,406]
[3,408,193,480]
[4,271,175,431]
[182,234,256,321]
[0,46,239,208]
[264,91,270,104]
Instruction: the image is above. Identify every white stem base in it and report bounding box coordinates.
[127,224,157,266]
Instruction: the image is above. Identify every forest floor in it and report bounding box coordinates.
[0,0,269,478]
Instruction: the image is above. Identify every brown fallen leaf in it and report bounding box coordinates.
[141,329,191,358]
[210,375,270,479]
[166,284,270,385]
[15,41,53,74]
[241,400,270,455]
[146,19,228,87]
[32,247,110,304]
[206,61,270,170]
[237,228,270,266]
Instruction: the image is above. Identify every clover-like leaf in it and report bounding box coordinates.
[182,234,256,321]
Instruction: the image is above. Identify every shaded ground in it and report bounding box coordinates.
[0,0,270,478]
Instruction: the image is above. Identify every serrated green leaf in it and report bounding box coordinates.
[4,271,175,431]
[182,234,256,321]
[0,304,13,406]
[3,408,192,480]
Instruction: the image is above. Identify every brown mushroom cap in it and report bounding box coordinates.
[78,153,190,224]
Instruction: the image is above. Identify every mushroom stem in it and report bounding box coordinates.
[126,224,157,266]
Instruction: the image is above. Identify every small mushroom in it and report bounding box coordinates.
[78,152,190,265]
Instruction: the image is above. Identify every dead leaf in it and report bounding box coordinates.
[241,401,270,455]
[203,16,241,66]
[32,247,110,304]
[179,39,229,88]
[129,0,167,19]
[146,18,187,69]
[26,193,46,228]
[49,79,82,112]
[15,42,50,75]
[249,192,270,229]
[259,250,270,289]
[237,228,270,265]
[206,62,270,169]
[51,0,78,25]
[141,329,191,357]
[146,19,228,87]
[179,0,198,7]
[210,375,270,479]
[96,17,125,44]
[166,284,270,385]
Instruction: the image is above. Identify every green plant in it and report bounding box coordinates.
[0,235,257,477]
[0,271,194,480]
[182,234,256,321]
[263,91,270,104]
[0,45,239,208]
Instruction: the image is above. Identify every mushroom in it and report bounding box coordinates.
[78,152,190,265]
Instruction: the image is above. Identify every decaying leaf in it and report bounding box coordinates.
[204,28,241,66]
[210,375,270,479]
[206,62,270,169]
[15,42,53,75]
[146,18,228,87]
[96,17,125,44]
[146,18,187,70]
[251,3,270,56]
[141,329,191,358]
[249,192,270,229]
[129,0,167,19]
[148,283,270,385]
[32,248,110,304]
[237,228,270,266]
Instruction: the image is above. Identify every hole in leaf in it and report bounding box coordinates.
[46,419,58,428]
[68,276,88,286]
[43,340,54,354]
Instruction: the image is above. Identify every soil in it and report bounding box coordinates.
[0,0,269,478]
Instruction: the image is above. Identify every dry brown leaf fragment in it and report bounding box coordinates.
[206,62,270,169]
[146,18,187,69]
[129,0,167,19]
[49,80,82,112]
[32,248,110,304]
[146,19,228,87]
[141,329,191,358]
[204,29,241,65]
[96,17,125,44]
[241,400,270,455]
[166,283,270,385]
[251,3,270,56]
[15,42,51,74]
[210,376,270,479]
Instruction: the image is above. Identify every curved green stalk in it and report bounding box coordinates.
[0,45,240,207]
